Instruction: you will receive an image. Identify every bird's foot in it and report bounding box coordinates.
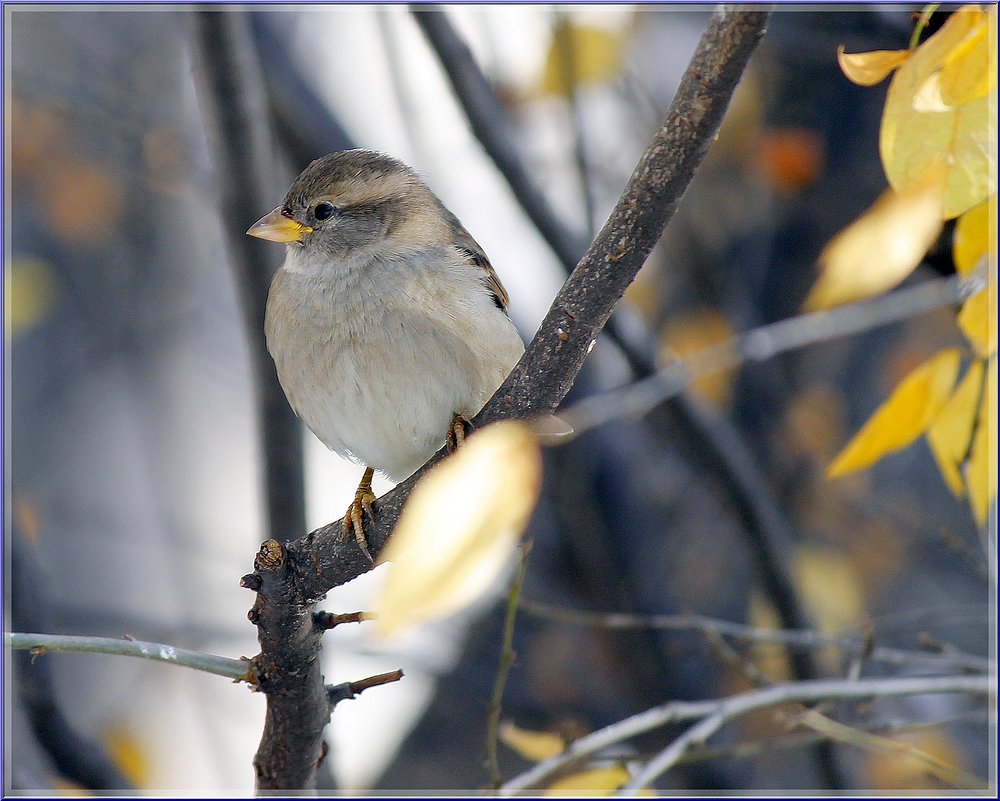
[343,466,376,563]
[446,413,472,452]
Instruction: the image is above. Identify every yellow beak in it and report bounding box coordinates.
[246,207,313,243]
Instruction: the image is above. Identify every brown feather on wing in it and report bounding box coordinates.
[440,203,511,312]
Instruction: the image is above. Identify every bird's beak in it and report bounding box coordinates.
[246,207,313,242]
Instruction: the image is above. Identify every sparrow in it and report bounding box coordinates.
[247,149,525,561]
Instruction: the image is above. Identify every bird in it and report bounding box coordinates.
[247,149,525,561]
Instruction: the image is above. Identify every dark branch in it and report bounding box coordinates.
[246,7,771,790]
[326,669,406,710]
[192,10,307,541]
[410,6,589,267]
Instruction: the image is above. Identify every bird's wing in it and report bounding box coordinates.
[442,206,511,312]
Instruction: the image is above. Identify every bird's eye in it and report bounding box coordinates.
[313,202,336,221]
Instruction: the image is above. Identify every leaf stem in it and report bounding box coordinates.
[910,4,940,50]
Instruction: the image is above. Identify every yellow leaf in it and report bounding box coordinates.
[837,46,911,86]
[747,591,793,681]
[865,729,975,790]
[545,765,630,794]
[958,286,997,357]
[968,357,997,524]
[500,722,566,762]
[804,178,944,310]
[541,20,626,97]
[659,308,736,407]
[795,545,866,634]
[8,258,59,335]
[881,5,997,218]
[926,360,984,495]
[373,421,542,638]
[939,7,998,107]
[828,349,961,477]
[953,195,997,275]
[102,726,151,787]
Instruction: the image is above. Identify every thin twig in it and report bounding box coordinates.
[517,599,991,673]
[793,708,987,790]
[326,669,406,709]
[553,10,597,239]
[559,274,971,439]
[313,611,369,630]
[5,632,252,682]
[485,542,532,789]
[622,675,991,792]
[500,673,991,794]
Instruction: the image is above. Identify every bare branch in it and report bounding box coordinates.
[518,599,991,674]
[5,632,251,682]
[499,674,992,794]
[559,274,971,437]
[793,708,987,790]
[326,669,405,709]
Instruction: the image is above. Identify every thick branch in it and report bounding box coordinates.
[247,7,771,790]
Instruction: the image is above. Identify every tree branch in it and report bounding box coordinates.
[5,633,251,681]
[499,674,991,794]
[517,600,991,674]
[409,6,589,267]
[246,7,771,789]
[193,10,307,540]
[559,274,971,437]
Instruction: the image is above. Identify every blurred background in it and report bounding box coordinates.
[4,4,992,794]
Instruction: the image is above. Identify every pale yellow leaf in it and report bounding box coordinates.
[926,360,984,495]
[373,421,541,638]
[953,195,997,275]
[541,21,626,97]
[545,765,630,794]
[102,726,151,787]
[828,349,961,477]
[968,357,997,524]
[805,179,944,310]
[881,5,997,218]
[837,46,911,86]
[939,7,997,107]
[500,722,566,762]
[958,285,997,357]
[8,258,59,334]
[660,308,736,406]
[747,591,793,681]
[795,545,866,634]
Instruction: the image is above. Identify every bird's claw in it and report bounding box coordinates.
[342,467,376,563]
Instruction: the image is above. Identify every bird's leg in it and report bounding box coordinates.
[343,466,376,563]
[446,413,472,452]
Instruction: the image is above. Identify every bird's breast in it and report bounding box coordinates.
[264,255,523,480]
